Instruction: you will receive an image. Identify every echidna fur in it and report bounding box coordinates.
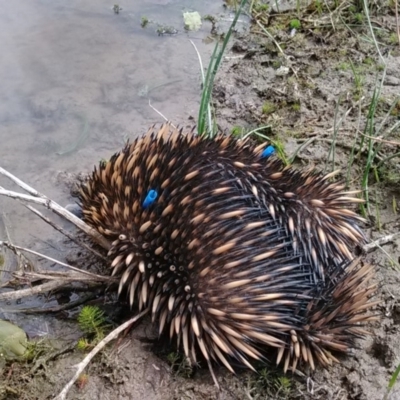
[79,123,377,379]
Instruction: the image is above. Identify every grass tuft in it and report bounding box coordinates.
[77,305,111,344]
[197,0,248,138]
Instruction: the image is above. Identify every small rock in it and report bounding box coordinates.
[384,76,400,86]
[276,66,290,76]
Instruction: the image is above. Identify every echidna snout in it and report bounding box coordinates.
[79,123,377,379]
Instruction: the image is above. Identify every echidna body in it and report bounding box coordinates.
[79,124,376,377]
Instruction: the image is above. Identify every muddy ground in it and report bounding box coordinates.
[2,1,400,399]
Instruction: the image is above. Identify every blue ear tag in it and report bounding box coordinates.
[261,145,275,159]
[143,189,158,209]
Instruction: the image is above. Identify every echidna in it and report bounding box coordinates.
[79,123,377,383]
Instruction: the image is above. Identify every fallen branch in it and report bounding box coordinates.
[0,280,68,302]
[21,270,112,284]
[0,241,115,302]
[0,241,110,281]
[0,271,113,302]
[0,166,110,250]
[53,308,150,400]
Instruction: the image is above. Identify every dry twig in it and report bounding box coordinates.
[0,166,110,250]
[25,205,106,261]
[0,240,115,301]
[53,308,150,400]
[0,280,66,302]
[0,241,109,281]
[363,232,400,253]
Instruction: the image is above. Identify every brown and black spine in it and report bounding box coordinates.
[79,123,377,377]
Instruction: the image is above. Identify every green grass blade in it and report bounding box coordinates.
[197,43,219,137]
[198,0,248,138]
[383,363,400,400]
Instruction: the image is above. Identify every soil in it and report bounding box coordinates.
[2,1,400,399]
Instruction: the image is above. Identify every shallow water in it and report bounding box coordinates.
[0,0,226,328]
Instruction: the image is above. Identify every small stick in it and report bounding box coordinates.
[358,132,400,146]
[0,241,109,281]
[0,270,113,302]
[22,271,111,283]
[148,100,176,128]
[254,18,286,57]
[25,205,107,261]
[363,232,400,253]
[0,184,109,250]
[0,280,66,302]
[0,166,109,249]
[0,166,44,197]
[323,0,336,32]
[53,308,150,400]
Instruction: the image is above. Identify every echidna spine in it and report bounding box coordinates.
[79,123,377,382]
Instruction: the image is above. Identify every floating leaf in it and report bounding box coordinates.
[183,12,202,31]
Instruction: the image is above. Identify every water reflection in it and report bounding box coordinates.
[0,0,221,244]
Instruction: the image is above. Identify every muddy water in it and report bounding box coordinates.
[0,0,223,331]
